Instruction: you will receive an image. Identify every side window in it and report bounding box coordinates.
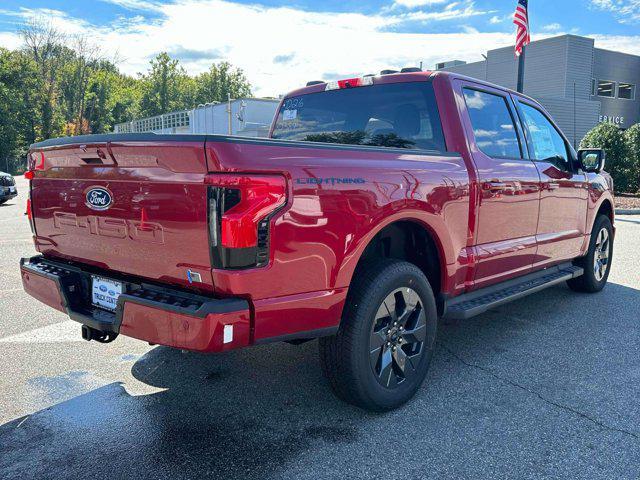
[463,89,521,159]
[518,102,569,169]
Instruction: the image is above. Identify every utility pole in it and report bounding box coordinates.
[227,93,232,135]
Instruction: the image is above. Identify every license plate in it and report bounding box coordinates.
[92,276,123,311]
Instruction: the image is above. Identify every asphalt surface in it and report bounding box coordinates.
[1,175,639,479]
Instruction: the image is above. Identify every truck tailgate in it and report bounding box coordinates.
[29,136,214,292]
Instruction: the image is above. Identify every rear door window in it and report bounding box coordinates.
[272,82,446,152]
[463,89,522,159]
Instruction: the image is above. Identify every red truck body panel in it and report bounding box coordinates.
[119,302,251,352]
[205,136,471,340]
[24,71,614,351]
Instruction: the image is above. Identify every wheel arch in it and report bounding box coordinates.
[337,215,452,315]
[596,198,614,224]
[579,196,614,258]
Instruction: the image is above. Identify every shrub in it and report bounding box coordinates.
[580,123,633,193]
[624,124,640,194]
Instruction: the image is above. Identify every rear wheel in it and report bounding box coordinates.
[567,214,613,293]
[319,260,438,411]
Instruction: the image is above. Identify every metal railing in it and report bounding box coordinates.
[114,110,191,133]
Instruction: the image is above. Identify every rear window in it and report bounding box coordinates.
[272,82,446,152]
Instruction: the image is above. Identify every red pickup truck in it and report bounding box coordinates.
[21,71,614,411]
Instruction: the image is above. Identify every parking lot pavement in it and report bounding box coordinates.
[1,175,639,480]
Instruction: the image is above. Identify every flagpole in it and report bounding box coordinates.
[516,45,526,93]
[514,0,529,93]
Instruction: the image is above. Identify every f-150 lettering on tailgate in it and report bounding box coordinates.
[53,212,165,244]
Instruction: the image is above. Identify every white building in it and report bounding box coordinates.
[114,98,280,137]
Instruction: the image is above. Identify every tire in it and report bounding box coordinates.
[319,260,438,412]
[567,214,613,293]
[0,199,6,206]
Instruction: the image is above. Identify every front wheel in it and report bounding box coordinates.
[567,214,613,293]
[319,260,438,412]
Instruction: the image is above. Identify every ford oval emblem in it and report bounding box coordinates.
[86,187,113,211]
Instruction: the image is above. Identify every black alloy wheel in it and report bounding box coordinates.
[319,260,438,411]
[369,287,427,388]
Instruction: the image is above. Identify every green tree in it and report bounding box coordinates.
[20,21,68,140]
[581,123,632,193]
[139,53,195,117]
[0,48,39,173]
[193,61,252,105]
[0,29,252,172]
[58,38,105,135]
[84,69,114,133]
[110,74,143,126]
[624,124,640,193]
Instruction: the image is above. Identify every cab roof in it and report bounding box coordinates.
[284,71,435,98]
[282,70,540,106]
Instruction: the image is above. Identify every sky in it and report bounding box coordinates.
[0,0,639,97]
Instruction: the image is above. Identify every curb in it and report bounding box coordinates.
[615,209,640,215]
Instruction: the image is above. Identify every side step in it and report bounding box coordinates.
[443,263,584,320]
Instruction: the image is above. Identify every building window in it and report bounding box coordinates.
[597,80,615,98]
[618,83,635,100]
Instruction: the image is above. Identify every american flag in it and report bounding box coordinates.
[513,0,531,57]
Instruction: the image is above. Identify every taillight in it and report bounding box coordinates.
[205,175,287,269]
[26,198,35,234]
[325,76,374,91]
[25,152,43,180]
[25,152,42,235]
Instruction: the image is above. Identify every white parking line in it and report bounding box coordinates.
[0,288,23,295]
[0,320,83,343]
[0,269,23,279]
[0,239,33,244]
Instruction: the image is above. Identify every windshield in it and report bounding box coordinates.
[272,82,446,152]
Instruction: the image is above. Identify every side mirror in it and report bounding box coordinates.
[577,148,606,173]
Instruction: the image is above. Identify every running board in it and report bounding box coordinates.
[443,263,584,320]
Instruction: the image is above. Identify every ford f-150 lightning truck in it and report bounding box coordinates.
[21,71,614,411]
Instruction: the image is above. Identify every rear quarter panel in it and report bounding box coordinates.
[205,139,472,340]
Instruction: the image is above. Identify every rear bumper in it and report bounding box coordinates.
[20,256,250,352]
